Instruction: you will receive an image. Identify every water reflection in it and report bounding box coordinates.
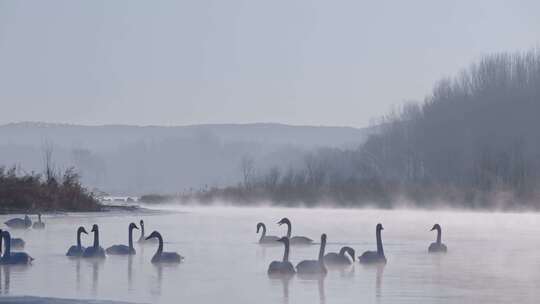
[297,274,326,304]
[0,265,31,295]
[128,255,134,291]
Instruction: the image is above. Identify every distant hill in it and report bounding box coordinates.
[0,122,369,194]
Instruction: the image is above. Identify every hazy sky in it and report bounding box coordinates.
[0,0,539,128]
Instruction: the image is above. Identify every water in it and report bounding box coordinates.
[1,206,539,303]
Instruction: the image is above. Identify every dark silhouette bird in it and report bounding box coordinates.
[5,215,32,229]
[267,237,296,276]
[66,226,88,257]
[277,218,313,245]
[428,224,448,253]
[296,234,328,275]
[146,231,183,263]
[106,223,138,255]
[82,224,106,259]
[138,220,157,244]
[32,214,45,229]
[359,223,387,265]
[257,222,279,244]
[324,246,355,266]
[0,230,33,265]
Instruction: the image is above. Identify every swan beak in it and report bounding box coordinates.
[144,235,152,241]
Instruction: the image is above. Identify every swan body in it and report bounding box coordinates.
[0,230,33,265]
[296,234,327,275]
[32,214,45,229]
[428,224,448,253]
[138,220,158,244]
[359,223,387,265]
[5,215,32,229]
[267,237,295,276]
[82,224,106,259]
[106,222,138,255]
[66,226,88,257]
[257,222,279,244]
[278,218,313,245]
[324,246,355,266]
[146,231,183,263]
[10,237,25,249]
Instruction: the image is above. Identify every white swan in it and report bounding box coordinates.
[296,234,327,275]
[428,224,448,253]
[359,223,387,264]
[277,218,313,245]
[267,237,295,276]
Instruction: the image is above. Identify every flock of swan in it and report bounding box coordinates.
[0,214,448,279]
[0,215,183,265]
[262,217,447,277]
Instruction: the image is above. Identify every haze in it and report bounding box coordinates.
[1,0,539,127]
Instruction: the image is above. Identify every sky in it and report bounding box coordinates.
[0,0,539,128]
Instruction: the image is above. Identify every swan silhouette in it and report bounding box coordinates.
[296,234,327,275]
[106,223,138,255]
[146,231,183,264]
[257,222,279,244]
[66,226,88,257]
[428,224,447,253]
[32,214,45,229]
[359,223,387,265]
[82,224,106,259]
[278,218,313,245]
[0,230,33,265]
[4,215,32,229]
[267,237,295,276]
[138,220,157,244]
[324,246,355,266]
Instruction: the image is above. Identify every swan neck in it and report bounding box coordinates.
[93,229,99,248]
[140,224,145,240]
[3,233,11,258]
[259,224,266,242]
[77,230,82,249]
[157,235,163,255]
[282,240,290,262]
[318,238,326,261]
[376,229,384,256]
[436,227,442,244]
[129,227,134,249]
[286,221,291,238]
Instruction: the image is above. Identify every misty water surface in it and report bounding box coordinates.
[1,206,539,303]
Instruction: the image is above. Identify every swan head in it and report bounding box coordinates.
[91,224,99,233]
[129,222,139,231]
[321,233,327,243]
[140,220,144,227]
[256,222,264,233]
[430,224,441,231]
[376,223,384,231]
[78,226,88,235]
[277,218,290,226]
[146,230,161,241]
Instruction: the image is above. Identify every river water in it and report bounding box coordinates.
[0,206,539,303]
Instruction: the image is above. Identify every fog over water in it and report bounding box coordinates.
[1,206,539,303]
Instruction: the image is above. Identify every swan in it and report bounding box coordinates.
[146,231,183,264]
[32,214,45,229]
[257,222,279,244]
[267,237,295,276]
[428,224,447,253]
[359,223,387,265]
[138,220,157,244]
[66,226,88,257]
[0,231,33,265]
[4,215,32,229]
[296,234,328,275]
[324,246,355,266]
[82,224,106,259]
[106,222,138,255]
[10,236,25,249]
[277,218,313,245]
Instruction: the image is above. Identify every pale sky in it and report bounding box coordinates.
[0,0,539,128]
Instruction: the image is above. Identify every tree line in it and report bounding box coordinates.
[183,48,540,209]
